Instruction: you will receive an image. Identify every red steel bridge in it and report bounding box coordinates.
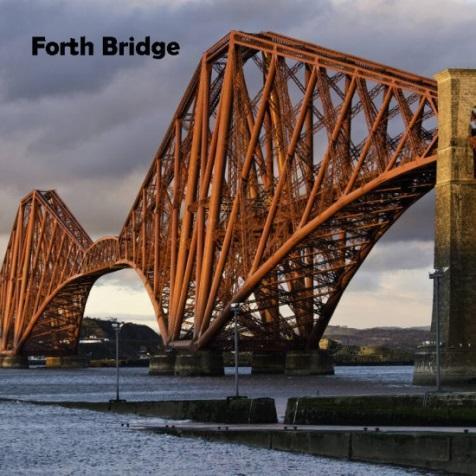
[0,31,439,357]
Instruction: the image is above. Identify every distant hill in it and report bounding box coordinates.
[78,318,430,363]
[79,317,163,360]
[324,325,430,359]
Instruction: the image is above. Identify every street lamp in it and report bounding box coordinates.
[230,303,240,397]
[111,319,124,401]
[429,267,449,392]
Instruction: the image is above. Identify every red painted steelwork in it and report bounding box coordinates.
[0,32,438,355]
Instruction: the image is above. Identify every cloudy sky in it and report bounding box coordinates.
[0,0,474,332]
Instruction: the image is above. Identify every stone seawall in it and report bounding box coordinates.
[26,397,278,424]
[146,424,475,475]
[284,393,476,426]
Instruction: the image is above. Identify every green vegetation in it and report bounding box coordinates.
[323,325,430,364]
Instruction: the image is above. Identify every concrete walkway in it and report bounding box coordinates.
[135,422,476,474]
[132,421,476,434]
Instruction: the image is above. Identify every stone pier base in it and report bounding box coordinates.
[45,356,88,369]
[309,350,335,375]
[285,350,334,376]
[251,352,285,374]
[174,353,197,376]
[149,351,176,375]
[198,351,224,376]
[413,347,476,385]
[285,351,310,376]
[174,351,224,376]
[1,355,29,369]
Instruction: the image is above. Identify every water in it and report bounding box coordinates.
[0,366,435,475]
[335,365,416,386]
[0,365,424,419]
[0,365,422,412]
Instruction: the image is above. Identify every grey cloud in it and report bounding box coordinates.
[343,271,381,292]
[360,240,433,273]
[93,268,148,292]
[0,234,10,258]
[339,238,433,295]
[294,0,476,76]
[0,0,473,253]
[0,0,314,102]
[0,0,154,100]
[382,191,435,243]
[56,170,146,237]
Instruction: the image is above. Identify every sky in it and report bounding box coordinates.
[0,0,475,332]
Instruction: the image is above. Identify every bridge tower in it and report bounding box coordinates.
[414,69,476,385]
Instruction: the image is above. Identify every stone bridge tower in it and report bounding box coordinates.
[414,69,476,385]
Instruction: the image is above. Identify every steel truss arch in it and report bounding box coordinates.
[0,31,439,355]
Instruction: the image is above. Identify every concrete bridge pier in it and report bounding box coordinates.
[251,352,285,374]
[285,350,334,376]
[414,345,476,385]
[309,350,335,375]
[1,355,29,368]
[45,356,88,368]
[414,69,476,385]
[174,351,224,376]
[149,351,176,375]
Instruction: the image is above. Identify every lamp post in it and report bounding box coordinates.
[111,319,123,401]
[429,267,448,392]
[230,303,240,397]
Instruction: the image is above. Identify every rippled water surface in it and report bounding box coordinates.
[0,365,423,414]
[0,366,436,475]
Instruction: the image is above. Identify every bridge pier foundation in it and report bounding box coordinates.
[198,351,224,376]
[45,356,88,369]
[413,347,476,385]
[285,350,334,376]
[285,351,309,376]
[251,352,285,374]
[309,350,335,375]
[174,351,224,376]
[149,351,176,375]
[1,355,29,369]
[413,68,476,386]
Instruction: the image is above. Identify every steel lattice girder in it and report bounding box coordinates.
[0,31,439,355]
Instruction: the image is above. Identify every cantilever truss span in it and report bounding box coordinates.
[0,31,438,355]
